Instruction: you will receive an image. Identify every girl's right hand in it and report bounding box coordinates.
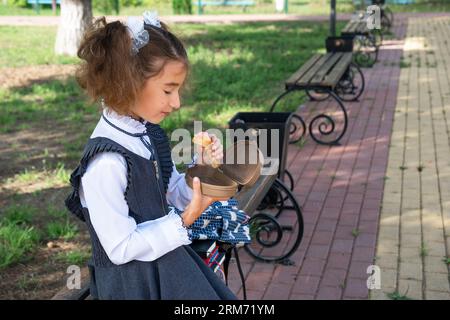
[181,177,227,227]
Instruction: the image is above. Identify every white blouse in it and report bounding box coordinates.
[79,108,193,265]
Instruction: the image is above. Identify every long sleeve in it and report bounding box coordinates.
[79,152,191,265]
[166,163,194,211]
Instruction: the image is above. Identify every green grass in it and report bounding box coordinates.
[17,273,39,291]
[45,220,78,241]
[0,4,59,16]
[295,136,308,149]
[0,1,356,16]
[443,256,450,266]
[2,204,35,225]
[351,228,360,238]
[0,77,96,133]
[56,249,90,265]
[420,242,428,258]
[51,162,71,185]
[0,26,78,67]
[5,162,74,187]
[2,0,450,18]
[46,205,68,219]
[0,21,340,138]
[387,290,413,300]
[399,61,411,68]
[0,221,40,269]
[8,168,41,183]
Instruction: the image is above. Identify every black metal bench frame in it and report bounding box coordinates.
[342,16,382,67]
[371,0,394,32]
[227,113,304,266]
[244,177,303,265]
[270,37,365,146]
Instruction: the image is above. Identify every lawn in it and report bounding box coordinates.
[0,21,341,134]
[2,0,450,17]
[0,0,356,16]
[0,20,341,299]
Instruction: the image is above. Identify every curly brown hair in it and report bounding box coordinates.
[76,16,189,115]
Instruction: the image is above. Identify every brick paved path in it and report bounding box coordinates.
[372,16,450,300]
[227,14,449,300]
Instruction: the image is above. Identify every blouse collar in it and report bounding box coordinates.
[102,107,146,135]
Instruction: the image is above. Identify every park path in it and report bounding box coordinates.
[371,15,450,300]
[226,13,450,300]
[1,12,448,26]
[0,13,352,26]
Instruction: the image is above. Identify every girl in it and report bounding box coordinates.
[65,11,237,300]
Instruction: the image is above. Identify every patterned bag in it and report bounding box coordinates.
[172,199,251,246]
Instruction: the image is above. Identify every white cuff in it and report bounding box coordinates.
[136,210,191,259]
[165,210,192,244]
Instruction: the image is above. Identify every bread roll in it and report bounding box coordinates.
[192,133,219,168]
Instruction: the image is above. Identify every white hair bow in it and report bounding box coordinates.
[126,10,161,55]
[143,11,161,28]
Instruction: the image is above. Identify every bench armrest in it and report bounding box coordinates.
[326,36,354,53]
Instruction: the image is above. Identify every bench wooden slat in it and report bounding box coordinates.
[348,21,358,33]
[352,21,359,32]
[285,54,323,88]
[51,267,90,300]
[321,53,353,88]
[235,173,277,214]
[342,22,352,33]
[343,21,357,33]
[309,52,344,86]
[296,53,334,87]
[355,21,368,33]
[342,20,369,35]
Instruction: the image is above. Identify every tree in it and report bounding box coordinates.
[172,0,192,14]
[55,0,93,56]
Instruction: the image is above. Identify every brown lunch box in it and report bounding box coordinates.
[185,140,264,198]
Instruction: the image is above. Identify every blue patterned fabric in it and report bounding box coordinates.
[172,199,251,245]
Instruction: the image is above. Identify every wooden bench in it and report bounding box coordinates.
[284,52,353,92]
[27,0,60,5]
[270,36,366,146]
[194,0,255,15]
[341,14,382,67]
[27,0,60,14]
[371,0,394,31]
[271,51,351,145]
[51,172,277,300]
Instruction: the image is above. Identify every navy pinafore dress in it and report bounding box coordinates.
[65,122,237,300]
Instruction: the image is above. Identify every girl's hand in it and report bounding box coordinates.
[193,132,223,168]
[181,177,227,227]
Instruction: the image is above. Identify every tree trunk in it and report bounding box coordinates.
[55,0,93,57]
